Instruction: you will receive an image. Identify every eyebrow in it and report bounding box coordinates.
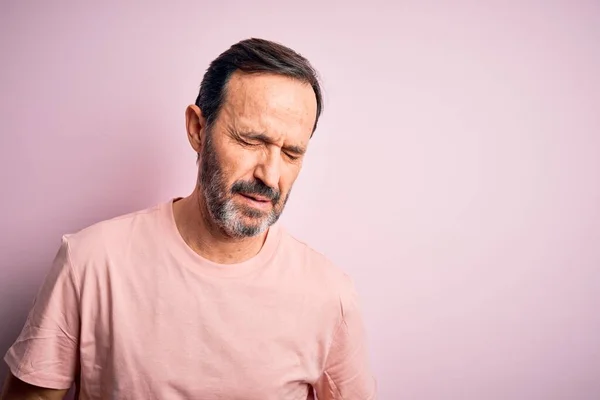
[239,131,307,155]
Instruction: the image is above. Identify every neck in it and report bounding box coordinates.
[172,189,268,264]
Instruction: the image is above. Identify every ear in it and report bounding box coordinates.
[185,105,206,155]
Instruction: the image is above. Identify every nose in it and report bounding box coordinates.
[253,149,281,190]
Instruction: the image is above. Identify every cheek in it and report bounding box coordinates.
[280,165,301,192]
[221,148,259,182]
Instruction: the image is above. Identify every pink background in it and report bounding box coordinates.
[1,1,599,398]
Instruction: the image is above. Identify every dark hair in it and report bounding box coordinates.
[195,38,323,135]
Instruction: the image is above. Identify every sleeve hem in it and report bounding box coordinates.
[4,353,73,391]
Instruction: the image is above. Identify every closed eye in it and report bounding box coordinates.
[237,136,264,148]
[284,152,300,161]
[232,129,305,160]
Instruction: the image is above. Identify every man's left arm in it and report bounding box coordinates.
[313,276,378,400]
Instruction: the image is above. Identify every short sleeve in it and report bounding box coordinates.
[314,276,378,400]
[4,236,80,390]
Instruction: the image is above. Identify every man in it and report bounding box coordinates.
[1,38,377,399]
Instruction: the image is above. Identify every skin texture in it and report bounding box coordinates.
[1,71,318,396]
[174,71,317,264]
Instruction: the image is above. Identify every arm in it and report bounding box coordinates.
[314,277,378,400]
[2,237,80,397]
[1,372,68,400]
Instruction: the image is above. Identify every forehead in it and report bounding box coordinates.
[219,71,317,143]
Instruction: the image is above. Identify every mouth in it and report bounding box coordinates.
[240,192,271,202]
[237,193,273,208]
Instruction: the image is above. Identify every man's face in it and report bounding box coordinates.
[193,72,317,238]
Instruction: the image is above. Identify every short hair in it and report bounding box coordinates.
[195,38,323,135]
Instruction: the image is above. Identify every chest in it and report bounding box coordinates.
[79,263,326,399]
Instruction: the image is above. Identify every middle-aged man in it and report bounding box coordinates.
[2,38,377,399]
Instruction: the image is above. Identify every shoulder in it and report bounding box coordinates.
[279,229,358,309]
[60,202,164,271]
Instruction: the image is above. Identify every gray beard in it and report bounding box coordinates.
[198,132,289,238]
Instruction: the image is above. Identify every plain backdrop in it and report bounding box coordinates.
[1,1,599,399]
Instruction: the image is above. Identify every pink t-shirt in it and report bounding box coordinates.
[4,199,377,399]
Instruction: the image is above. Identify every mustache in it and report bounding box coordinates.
[231,180,281,204]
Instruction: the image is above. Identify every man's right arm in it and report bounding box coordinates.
[1,372,69,400]
[2,237,80,398]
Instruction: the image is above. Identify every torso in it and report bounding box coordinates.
[67,201,346,399]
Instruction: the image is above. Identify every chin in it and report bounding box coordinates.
[218,214,271,239]
[212,198,281,238]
